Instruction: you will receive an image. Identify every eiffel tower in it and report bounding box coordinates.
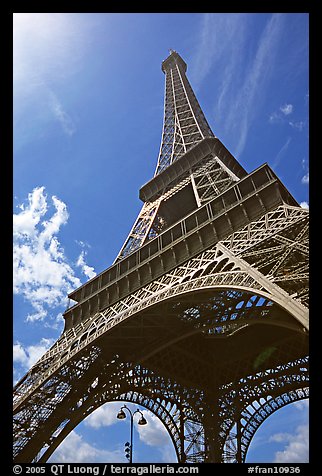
[13,49,309,463]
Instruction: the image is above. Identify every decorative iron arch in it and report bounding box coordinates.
[242,388,309,462]
[221,358,309,463]
[223,388,309,463]
[38,369,204,463]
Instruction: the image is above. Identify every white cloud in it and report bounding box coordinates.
[269,400,309,463]
[270,432,292,443]
[293,400,309,411]
[84,402,121,429]
[159,444,177,463]
[76,240,91,249]
[13,186,48,238]
[269,103,306,133]
[301,173,309,185]
[13,187,85,323]
[13,338,54,370]
[84,403,176,463]
[280,103,293,115]
[76,251,96,280]
[13,338,55,382]
[85,403,170,447]
[300,201,309,209]
[138,410,171,448]
[273,423,309,463]
[138,410,176,462]
[13,343,29,368]
[48,430,124,463]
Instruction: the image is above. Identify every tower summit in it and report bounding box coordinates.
[162,49,187,72]
[13,51,308,464]
[156,49,214,175]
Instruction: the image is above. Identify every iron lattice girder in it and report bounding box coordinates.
[222,380,309,463]
[14,203,308,418]
[66,164,302,327]
[116,137,245,261]
[140,137,246,203]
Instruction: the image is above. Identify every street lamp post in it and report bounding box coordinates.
[116,404,148,463]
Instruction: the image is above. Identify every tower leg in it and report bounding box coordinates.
[179,405,186,463]
[204,413,222,462]
[236,418,242,463]
[203,394,222,463]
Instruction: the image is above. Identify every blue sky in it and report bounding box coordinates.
[13,13,309,463]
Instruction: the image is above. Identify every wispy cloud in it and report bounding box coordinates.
[13,187,87,323]
[13,13,87,88]
[246,399,309,462]
[272,136,292,169]
[230,14,285,157]
[49,91,76,136]
[191,14,248,89]
[13,338,55,368]
[13,13,88,144]
[193,14,285,157]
